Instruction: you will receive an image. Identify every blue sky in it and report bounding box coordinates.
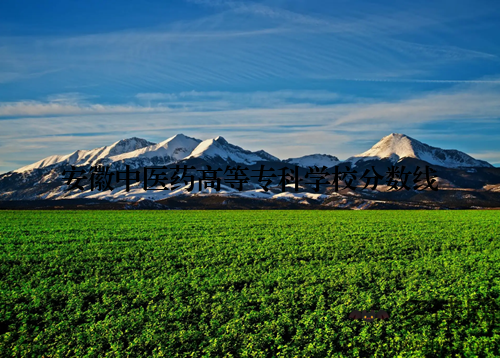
[1,0,500,172]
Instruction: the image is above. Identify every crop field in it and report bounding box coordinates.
[1,210,500,357]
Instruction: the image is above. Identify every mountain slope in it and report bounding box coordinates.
[284,154,340,168]
[347,133,493,168]
[2,132,499,209]
[14,137,155,173]
[107,134,201,163]
[186,136,280,165]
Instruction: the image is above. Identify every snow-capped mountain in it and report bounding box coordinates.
[2,132,498,209]
[346,133,493,168]
[14,137,155,173]
[186,136,280,165]
[284,154,340,168]
[103,134,202,168]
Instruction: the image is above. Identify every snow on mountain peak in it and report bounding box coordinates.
[107,134,202,162]
[14,137,155,173]
[168,133,194,141]
[357,133,415,159]
[106,137,156,157]
[347,133,493,168]
[187,136,279,164]
[284,154,340,168]
[214,136,228,145]
[10,132,493,177]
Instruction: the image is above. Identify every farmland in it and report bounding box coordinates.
[1,210,499,357]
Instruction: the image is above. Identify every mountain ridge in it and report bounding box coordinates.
[8,132,493,176]
[185,135,280,164]
[1,132,499,209]
[14,137,155,174]
[347,133,492,168]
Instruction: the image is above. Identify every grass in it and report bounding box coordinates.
[1,210,500,357]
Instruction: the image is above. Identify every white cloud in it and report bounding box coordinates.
[0,0,496,90]
[0,90,342,118]
[331,82,500,126]
[2,82,500,126]
[0,68,65,84]
[135,90,340,105]
[0,101,172,117]
[1,81,500,173]
[468,151,500,164]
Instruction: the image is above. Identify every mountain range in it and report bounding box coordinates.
[1,133,499,209]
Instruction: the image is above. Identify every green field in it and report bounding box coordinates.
[1,210,499,357]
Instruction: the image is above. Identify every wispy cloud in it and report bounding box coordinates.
[1,0,497,92]
[0,101,171,117]
[0,90,342,117]
[1,81,499,173]
[187,0,333,27]
[331,82,500,126]
[332,78,500,83]
[2,82,500,124]
[468,151,500,166]
[0,68,65,84]
[1,0,500,173]
[135,90,341,106]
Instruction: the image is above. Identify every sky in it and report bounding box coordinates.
[1,0,500,173]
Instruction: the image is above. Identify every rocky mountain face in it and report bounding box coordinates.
[1,133,499,209]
